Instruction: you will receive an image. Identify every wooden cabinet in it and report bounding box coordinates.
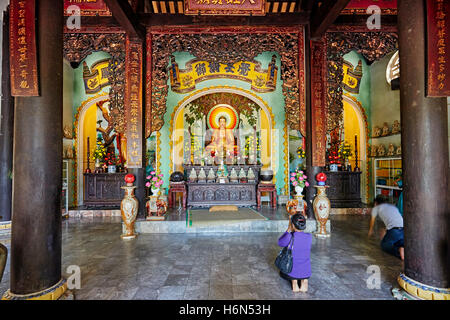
[83,173,127,208]
[324,171,362,208]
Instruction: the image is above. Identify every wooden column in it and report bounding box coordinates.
[9,0,64,295]
[305,24,321,219]
[398,0,450,294]
[0,8,13,222]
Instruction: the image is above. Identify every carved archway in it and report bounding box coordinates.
[326,32,398,133]
[63,33,126,133]
[148,29,305,137]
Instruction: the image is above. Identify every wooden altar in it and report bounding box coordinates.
[83,173,127,208]
[184,164,262,207]
[324,171,361,208]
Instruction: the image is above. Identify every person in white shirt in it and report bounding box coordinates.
[368,195,404,260]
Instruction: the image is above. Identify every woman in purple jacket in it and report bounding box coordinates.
[278,213,312,292]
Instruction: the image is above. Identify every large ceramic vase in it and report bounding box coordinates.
[120,186,138,239]
[313,185,331,238]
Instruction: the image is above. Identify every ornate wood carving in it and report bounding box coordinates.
[326,31,398,133]
[63,33,126,133]
[147,28,305,136]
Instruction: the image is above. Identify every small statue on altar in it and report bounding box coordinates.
[392,120,401,134]
[198,168,207,183]
[396,145,402,155]
[370,145,378,157]
[373,126,382,137]
[216,161,229,183]
[381,122,390,136]
[387,143,395,156]
[377,144,386,157]
[229,168,238,183]
[207,168,216,183]
[247,168,256,183]
[205,116,238,163]
[189,168,197,182]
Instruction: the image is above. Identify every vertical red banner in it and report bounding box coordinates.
[9,0,39,96]
[125,38,143,168]
[427,0,450,97]
[311,39,327,167]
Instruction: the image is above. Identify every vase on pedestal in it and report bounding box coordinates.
[295,186,304,196]
[108,165,116,173]
[120,185,138,240]
[313,185,331,238]
[151,188,160,196]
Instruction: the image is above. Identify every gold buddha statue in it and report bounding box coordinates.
[205,116,238,161]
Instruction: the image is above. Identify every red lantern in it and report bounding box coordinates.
[316,172,327,182]
[125,174,135,185]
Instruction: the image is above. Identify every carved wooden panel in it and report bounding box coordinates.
[84,173,126,207]
[63,33,126,133]
[187,183,257,207]
[326,32,398,133]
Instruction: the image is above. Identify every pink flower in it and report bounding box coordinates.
[146,176,151,179]
[292,181,298,186]
[145,182,150,187]
[159,174,163,177]
[290,177,295,181]
[152,177,158,181]
[303,175,307,179]
[151,171,156,175]
[291,173,296,177]
[305,181,310,187]
[299,177,304,181]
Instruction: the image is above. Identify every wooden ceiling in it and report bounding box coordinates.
[88,0,396,41]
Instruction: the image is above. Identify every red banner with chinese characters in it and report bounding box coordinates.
[311,39,327,167]
[64,0,111,16]
[427,0,450,97]
[9,0,39,96]
[184,0,265,16]
[125,38,143,168]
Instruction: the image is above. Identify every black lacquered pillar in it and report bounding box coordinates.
[0,8,13,222]
[5,0,66,299]
[397,0,450,299]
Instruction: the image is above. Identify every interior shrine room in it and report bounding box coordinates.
[0,0,449,302]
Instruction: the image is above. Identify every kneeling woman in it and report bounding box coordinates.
[277,214,312,292]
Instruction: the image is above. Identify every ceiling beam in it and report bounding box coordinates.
[138,12,309,27]
[103,0,144,40]
[310,0,351,39]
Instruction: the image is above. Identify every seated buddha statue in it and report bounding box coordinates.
[205,116,238,163]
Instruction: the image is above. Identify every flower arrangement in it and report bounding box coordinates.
[146,171,164,190]
[297,147,306,159]
[103,152,118,166]
[339,141,353,160]
[290,169,309,188]
[91,139,106,162]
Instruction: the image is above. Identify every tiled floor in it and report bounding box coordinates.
[0,213,403,300]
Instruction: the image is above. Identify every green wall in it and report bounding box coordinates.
[72,51,112,118]
[157,51,287,193]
